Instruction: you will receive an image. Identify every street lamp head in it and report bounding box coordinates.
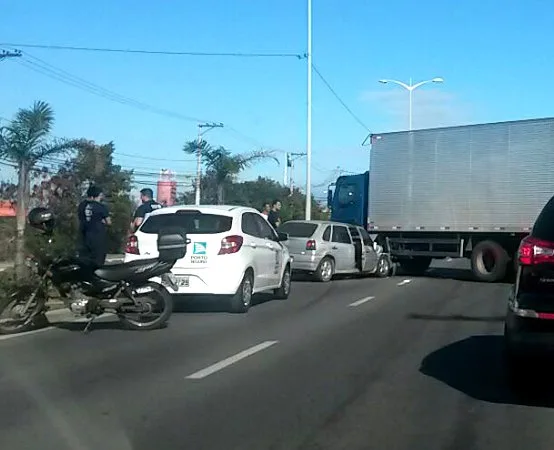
[432,77,444,83]
[378,79,389,84]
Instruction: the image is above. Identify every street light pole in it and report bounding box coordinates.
[408,77,413,131]
[378,77,444,131]
[305,0,312,220]
[195,122,223,205]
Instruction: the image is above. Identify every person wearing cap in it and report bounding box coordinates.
[130,188,162,233]
[77,185,111,268]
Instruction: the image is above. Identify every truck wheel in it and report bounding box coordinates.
[471,240,509,282]
[398,257,431,276]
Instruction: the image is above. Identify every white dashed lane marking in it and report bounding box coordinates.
[348,296,376,307]
[185,340,280,380]
[397,279,412,286]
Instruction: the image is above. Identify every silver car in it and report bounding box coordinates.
[279,220,391,282]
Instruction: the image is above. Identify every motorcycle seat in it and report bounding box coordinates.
[94,258,160,282]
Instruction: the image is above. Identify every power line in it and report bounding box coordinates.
[1,43,304,59]
[17,54,210,123]
[14,52,285,155]
[311,63,370,132]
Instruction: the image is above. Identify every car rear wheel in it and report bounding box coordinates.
[274,265,291,300]
[229,271,253,313]
[376,255,391,278]
[314,257,334,282]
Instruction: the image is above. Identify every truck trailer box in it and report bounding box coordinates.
[368,118,554,233]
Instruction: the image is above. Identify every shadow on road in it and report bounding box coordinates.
[172,293,276,313]
[407,313,505,323]
[52,320,125,332]
[398,267,514,284]
[420,335,554,408]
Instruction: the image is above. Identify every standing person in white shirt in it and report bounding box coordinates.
[260,202,270,220]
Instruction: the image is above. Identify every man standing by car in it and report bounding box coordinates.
[130,188,162,233]
[267,199,282,230]
[260,202,270,220]
[78,185,111,268]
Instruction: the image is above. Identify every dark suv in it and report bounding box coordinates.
[504,196,554,378]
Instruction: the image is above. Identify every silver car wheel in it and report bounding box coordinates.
[320,259,333,281]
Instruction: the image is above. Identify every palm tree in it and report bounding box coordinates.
[0,101,82,278]
[183,140,278,204]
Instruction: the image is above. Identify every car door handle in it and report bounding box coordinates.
[249,243,257,248]
[332,246,338,250]
[265,242,274,249]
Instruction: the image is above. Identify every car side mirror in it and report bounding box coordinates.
[276,232,289,242]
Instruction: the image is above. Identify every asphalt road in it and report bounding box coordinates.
[2,260,554,450]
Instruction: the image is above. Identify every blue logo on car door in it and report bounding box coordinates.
[193,242,207,255]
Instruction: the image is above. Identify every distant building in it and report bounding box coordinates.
[0,200,15,217]
[157,169,177,206]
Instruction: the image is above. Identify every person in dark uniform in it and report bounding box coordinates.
[77,185,111,268]
[267,199,282,230]
[130,188,162,233]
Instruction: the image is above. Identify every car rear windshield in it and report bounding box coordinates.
[532,197,554,242]
[279,222,318,238]
[140,212,233,235]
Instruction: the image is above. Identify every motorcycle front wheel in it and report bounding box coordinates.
[0,285,48,335]
[117,281,173,331]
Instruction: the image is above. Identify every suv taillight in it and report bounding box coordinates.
[125,235,140,255]
[306,239,316,251]
[219,235,243,255]
[518,236,554,265]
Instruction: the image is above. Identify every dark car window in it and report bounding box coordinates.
[348,226,361,242]
[532,196,554,242]
[359,228,372,246]
[253,214,278,240]
[279,222,318,238]
[322,226,331,241]
[241,213,261,237]
[141,212,232,234]
[332,225,351,244]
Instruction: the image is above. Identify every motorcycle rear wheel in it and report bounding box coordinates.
[0,286,47,335]
[117,282,173,331]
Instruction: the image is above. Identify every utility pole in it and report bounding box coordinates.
[195,122,223,205]
[0,49,22,61]
[305,0,313,220]
[284,153,289,185]
[288,152,306,197]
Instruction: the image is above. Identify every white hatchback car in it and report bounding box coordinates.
[124,205,292,313]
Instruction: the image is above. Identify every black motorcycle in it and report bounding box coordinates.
[0,208,187,334]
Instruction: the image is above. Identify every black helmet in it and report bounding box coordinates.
[28,207,55,233]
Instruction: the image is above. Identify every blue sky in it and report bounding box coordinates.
[1,0,553,200]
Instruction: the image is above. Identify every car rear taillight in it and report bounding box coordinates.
[306,239,316,251]
[518,236,554,265]
[219,235,244,255]
[125,235,140,255]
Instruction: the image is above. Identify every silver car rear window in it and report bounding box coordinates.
[279,222,318,238]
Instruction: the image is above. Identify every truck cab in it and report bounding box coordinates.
[328,171,369,229]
